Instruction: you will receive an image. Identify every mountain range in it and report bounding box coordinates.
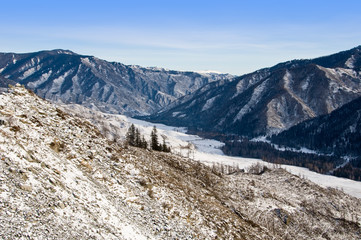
[1,46,361,158]
[0,50,231,116]
[271,95,361,157]
[145,46,361,137]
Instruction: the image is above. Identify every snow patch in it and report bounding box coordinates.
[19,65,41,80]
[172,112,181,117]
[201,95,218,111]
[50,70,72,93]
[318,65,361,94]
[197,70,223,74]
[283,71,315,118]
[266,98,285,130]
[81,57,96,69]
[27,71,52,89]
[121,225,148,240]
[345,55,355,68]
[233,80,267,123]
[301,76,310,90]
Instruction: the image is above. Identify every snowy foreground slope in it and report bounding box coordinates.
[66,104,361,199]
[1,86,361,239]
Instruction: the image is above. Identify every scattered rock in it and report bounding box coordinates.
[19,183,32,192]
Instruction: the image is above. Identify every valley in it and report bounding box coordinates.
[0,84,360,239]
[2,1,361,239]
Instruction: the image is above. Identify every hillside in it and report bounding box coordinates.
[0,85,361,239]
[144,46,361,137]
[269,95,361,180]
[271,96,361,156]
[0,50,232,116]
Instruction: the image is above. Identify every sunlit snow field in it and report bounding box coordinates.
[128,117,361,199]
[63,103,361,200]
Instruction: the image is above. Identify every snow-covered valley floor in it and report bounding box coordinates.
[128,118,361,199]
[64,103,361,199]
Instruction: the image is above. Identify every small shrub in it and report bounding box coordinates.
[247,163,269,175]
[80,159,92,171]
[56,108,67,120]
[49,139,65,153]
[10,125,21,132]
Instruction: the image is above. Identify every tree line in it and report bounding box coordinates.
[220,136,361,182]
[126,124,170,152]
[222,139,343,175]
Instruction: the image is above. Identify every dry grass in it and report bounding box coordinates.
[49,139,65,153]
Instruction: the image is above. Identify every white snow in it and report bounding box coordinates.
[233,80,267,123]
[121,225,148,240]
[283,70,315,118]
[197,70,223,74]
[172,111,181,117]
[0,66,6,73]
[252,136,320,154]
[20,66,38,80]
[318,65,361,94]
[81,57,96,69]
[129,117,361,199]
[63,103,361,199]
[201,95,218,111]
[27,71,52,89]
[50,70,71,93]
[301,76,310,90]
[345,55,355,68]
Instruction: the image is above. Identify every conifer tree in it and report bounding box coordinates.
[135,128,141,147]
[162,138,171,152]
[151,126,159,151]
[141,135,148,149]
[126,124,136,146]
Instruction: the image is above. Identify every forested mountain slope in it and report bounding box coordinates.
[145,46,361,137]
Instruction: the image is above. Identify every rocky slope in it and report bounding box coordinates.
[144,46,361,137]
[1,85,361,239]
[271,95,361,157]
[0,50,232,116]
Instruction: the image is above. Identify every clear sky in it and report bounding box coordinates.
[1,0,360,75]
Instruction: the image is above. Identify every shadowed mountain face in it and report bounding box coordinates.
[271,96,361,157]
[144,46,361,137]
[0,50,232,116]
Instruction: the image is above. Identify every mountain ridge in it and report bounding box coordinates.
[143,45,361,137]
[270,95,361,157]
[0,49,233,116]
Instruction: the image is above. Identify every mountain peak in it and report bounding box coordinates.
[31,49,77,56]
[145,45,361,137]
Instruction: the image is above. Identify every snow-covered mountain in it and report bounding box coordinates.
[144,46,361,137]
[271,95,361,157]
[269,95,361,180]
[0,50,232,116]
[1,85,361,239]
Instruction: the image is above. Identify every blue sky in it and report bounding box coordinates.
[1,0,360,75]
